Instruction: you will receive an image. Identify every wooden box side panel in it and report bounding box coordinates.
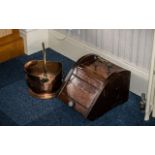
[87,71,131,120]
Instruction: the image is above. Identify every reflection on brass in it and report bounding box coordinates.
[24,60,62,99]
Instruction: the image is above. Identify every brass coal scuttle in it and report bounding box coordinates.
[24,43,62,99]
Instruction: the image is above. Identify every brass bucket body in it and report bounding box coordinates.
[24,60,62,99]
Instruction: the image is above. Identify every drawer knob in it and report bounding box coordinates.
[68,101,74,107]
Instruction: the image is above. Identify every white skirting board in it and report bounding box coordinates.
[48,30,149,96]
[20,29,49,55]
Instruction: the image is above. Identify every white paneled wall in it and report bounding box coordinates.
[58,29,154,72]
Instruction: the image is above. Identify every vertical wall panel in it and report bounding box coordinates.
[143,30,154,70]
[90,29,97,47]
[118,30,126,58]
[80,29,86,42]
[131,30,139,65]
[103,30,113,53]
[96,29,103,49]
[124,30,133,61]
[113,29,120,56]
[137,30,146,67]
[71,29,78,38]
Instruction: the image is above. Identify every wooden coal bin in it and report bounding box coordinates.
[58,54,131,120]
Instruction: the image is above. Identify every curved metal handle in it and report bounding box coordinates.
[41,42,48,82]
[42,42,47,66]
